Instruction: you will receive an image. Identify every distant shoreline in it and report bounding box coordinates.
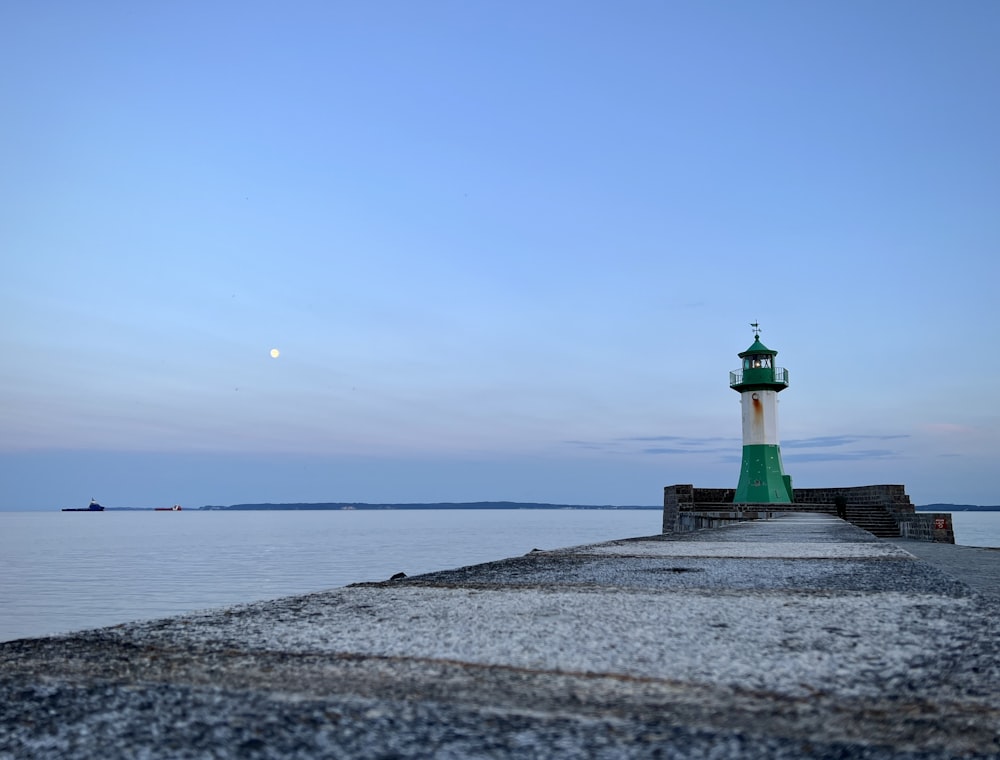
[196,502,661,511]
[39,501,1000,512]
[918,504,1000,512]
[88,501,1000,512]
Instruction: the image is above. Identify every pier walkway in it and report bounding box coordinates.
[2,514,998,758]
[888,538,1000,599]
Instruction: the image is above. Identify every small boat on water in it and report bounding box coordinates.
[155,504,183,512]
[62,499,105,512]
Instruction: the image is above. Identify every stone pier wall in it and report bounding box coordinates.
[897,513,956,543]
[786,484,915,513]
[675,510,777,532]
[663,483,955,543]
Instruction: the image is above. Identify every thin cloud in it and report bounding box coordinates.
[562,440,620,451]
[630,434,740,456]
[642,447,706,455]
[642,444,738,456]
[783,434,908,449]
[783,449,898,463]
[566,433,908,463]
[564,435,739,456]
[921,423,978,435]
[622,435,733,444]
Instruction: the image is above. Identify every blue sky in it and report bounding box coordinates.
[2,1,998,509]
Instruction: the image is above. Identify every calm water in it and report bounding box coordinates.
[2,509,996,644]
[929,510,1000,549]
[0,509,660,643]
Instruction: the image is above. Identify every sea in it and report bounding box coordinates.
[0,509,660,643]
[1,508,997,644]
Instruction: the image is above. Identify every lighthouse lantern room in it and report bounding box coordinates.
[730,323,793,503]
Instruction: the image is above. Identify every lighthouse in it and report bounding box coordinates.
[730,324,793,503]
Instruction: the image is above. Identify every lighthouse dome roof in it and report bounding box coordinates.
[738,336,778,358]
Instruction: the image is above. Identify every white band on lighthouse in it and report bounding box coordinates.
[740,390,779,446]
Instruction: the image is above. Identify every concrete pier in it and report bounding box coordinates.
[2,514,998,758]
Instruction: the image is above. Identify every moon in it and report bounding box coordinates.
[270,348,280,359]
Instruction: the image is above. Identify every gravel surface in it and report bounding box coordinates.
[2,514,998,759]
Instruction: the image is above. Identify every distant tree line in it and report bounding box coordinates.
[918,504,1000,512]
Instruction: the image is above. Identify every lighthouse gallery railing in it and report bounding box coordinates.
[729,367,789,387]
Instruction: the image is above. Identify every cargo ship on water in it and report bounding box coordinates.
[62,499,105,512]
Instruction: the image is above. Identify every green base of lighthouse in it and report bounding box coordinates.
[734,444,793,503]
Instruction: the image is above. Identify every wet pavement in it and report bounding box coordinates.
[1,514,998,758]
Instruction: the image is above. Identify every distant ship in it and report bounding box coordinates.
[155,504,183,512]
[62,499,105,512]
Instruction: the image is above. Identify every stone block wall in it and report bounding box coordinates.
[663,483,953,543]
[690,488,737,504]
[788,484,915,514]
[675,510,777,532]
[897,513,955,543]
[667,483,914,512]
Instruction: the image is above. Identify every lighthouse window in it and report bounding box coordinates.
[745,355,771,369]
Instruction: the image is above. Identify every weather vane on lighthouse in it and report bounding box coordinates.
[730,324,793,503]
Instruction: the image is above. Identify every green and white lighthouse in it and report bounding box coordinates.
[730,324,793,503]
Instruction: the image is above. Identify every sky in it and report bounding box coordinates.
[2,1,998,509]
